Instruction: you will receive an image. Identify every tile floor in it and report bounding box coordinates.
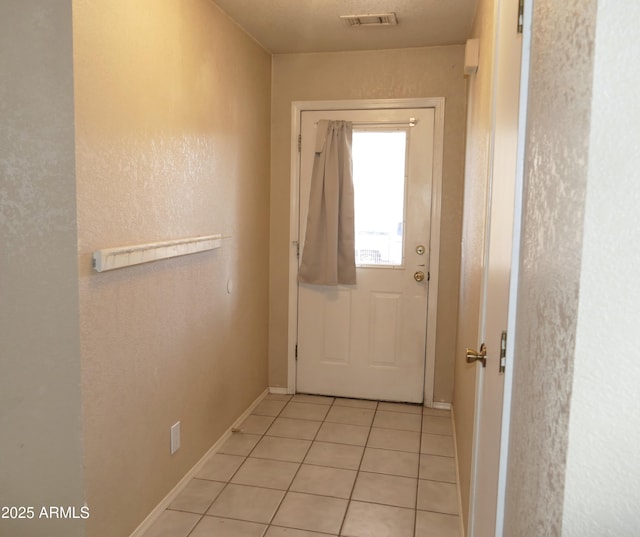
[142,394,461,537]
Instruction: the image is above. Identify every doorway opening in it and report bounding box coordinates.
[287,98,445,406]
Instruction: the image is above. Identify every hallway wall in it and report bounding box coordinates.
[73,1,271,535]
[0,3,85,537]
[269,46,467,403]
[505,0,640,534]
[562,1,640,531]
[503,0,597,533]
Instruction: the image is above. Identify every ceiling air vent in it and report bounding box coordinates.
[340,12,398,27]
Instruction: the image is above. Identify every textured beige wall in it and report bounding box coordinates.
[452,0,496,522]
[269,46,467,402]
[73,1,271,535]
[503,0,597,534]
[562,2,640,533]
[0,2,86,537]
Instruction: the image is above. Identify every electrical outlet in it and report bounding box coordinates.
[170,421,181,455]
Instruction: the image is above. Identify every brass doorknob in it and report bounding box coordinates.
[466,343,487,367]
[414,271,425,282]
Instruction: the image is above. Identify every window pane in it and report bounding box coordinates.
[352,130,407,266]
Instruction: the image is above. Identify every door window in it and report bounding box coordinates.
[352,130,408,267]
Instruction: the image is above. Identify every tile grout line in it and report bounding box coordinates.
[178,397,294,537]
[417,407,467,535]
[260,395,380,536]
[336,399,379,537]
[249,394,297,536]
[180,396,439,537]
[413,405,425,537]
[265,395,340,536]
[186,394,294,537]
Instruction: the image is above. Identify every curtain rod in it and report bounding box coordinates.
[354,118,417,128]
[315,118,417,128]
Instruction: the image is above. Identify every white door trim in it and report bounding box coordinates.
[495,0,533,533]
[286,97,446,406]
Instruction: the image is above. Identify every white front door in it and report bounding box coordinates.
[296,107,435,403]
[468,0,524,534]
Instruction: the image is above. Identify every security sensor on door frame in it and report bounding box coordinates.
[464,39,480,76]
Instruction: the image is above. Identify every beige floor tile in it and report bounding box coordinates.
[417,479,459,515]
[280,401,330,421]
[196,453,245,482]
[190,515,266,537]
[419,454,457,483]
[251,436,311,463]
[373,410,422,432]
[325,406,375,426]
[167,478,225,514]
[253,399,288,417]
[266,526,335,537]
[367,428,420,453]
[422,415,453,436]
[341,501,415,537]
[219,432,262,456]
[239,414,276,435]
[290,464,357,499]
[415,510,461,537]
[147,398,464,537]
[351,472,417,508]
[334,397,378,409]
[271,492,347,534]
[316,422,370,446]
[231,457,299,490]
[422,407,451,418]
[207,483,284,523]
[291,394,335,405]
[141,510,201,537]
[420,433,454,457]
[360,447,419,478]
[266,417,322,440]
[304,441,364,470]
[377,402,423,415]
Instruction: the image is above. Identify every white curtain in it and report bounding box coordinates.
[298,120,356,285]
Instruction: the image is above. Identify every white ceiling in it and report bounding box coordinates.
[212,0,478,54]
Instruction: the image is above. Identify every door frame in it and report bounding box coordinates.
[466,0,532,532]
[494,0,532,532]
[286,97,446,406]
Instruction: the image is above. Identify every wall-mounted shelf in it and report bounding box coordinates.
[92,234,221,272]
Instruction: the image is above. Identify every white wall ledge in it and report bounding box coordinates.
[92,234,222,272]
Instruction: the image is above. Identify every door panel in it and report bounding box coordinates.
[296,108,434,403]
[369,292,401,366]
[322,290,351,363]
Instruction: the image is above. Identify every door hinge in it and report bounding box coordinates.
[295,344,298,360]
[298,134,302,152]
[296,242,300,259]
[517,0,524,33]
[499,330,507,373]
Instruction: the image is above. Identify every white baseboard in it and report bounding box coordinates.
[450,405,466,537]
[268,386,291,395]
[129,388,269,537]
